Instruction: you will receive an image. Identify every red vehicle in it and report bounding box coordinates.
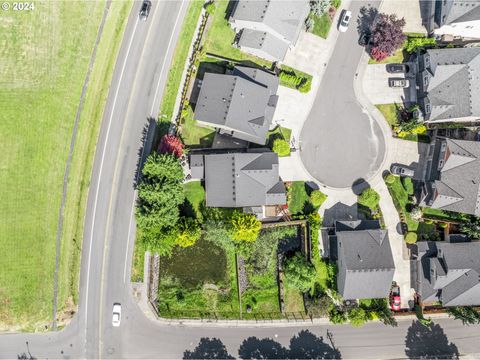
[390,285,401,311]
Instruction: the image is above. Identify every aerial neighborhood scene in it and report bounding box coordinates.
[2,0,480,358]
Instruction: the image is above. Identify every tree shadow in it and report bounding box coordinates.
[356,6,378,36]
[404,321,459,359]
[238,330,341,359]
[289,330,341,359]
[238,337,288,359]
[351,178,370,196]
[134,117,158,188]
[184,337,235,359]
[179,198,196,219]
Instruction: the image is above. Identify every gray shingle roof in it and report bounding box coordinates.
[237,29,289,61]
[415,48,480,121]
[194,66,279,145]
[429,138,480,216]
[335,221,395,300]
[204,152,286,207]
[445,1,480,24]
[231,0,309,43]
[415,241,480,306]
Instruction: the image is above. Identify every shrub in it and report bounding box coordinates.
[230,211,261,242]
[411,124,427,134]
[284,252,316,292]
[328,307,347,324]
[404,36,436,54]
[370,47,389,62]
[159,134,184,158]
[298,78,312,93]
[279,71,302,88]
[272,138,291,157]
[204,1,215,15]
[176,217,202,248]
[358,188,380,210]
[385,173,396,184]
[460,217,480,238]
[310,190,327,208]
[439,222,448,229]
[405,232,417,244]
[410,207,422,221]
[310,0,330,16]
[331,0,341,8]
[424,219,433,225]
[347,307,369,327]
[402,177,414,195]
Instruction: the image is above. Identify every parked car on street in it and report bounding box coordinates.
[390,284,401,311]
[389,78,410,88]
[139,0,151,21]
[338,10,352,32]
[112,303,122,327]
[387,63,410,74]
[391,165,414,177]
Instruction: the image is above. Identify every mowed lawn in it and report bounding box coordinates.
[0,1,131,330]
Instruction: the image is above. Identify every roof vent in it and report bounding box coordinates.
[357,254,363,262]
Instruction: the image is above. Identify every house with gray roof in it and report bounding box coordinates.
[229,0,310,62]
[420,137,480,216]
[414,240,480,307]
[334,220,395,300]
[422,0,480,39]
[194,66,279,145]
[189,151,286,209]
[410,48,480,123]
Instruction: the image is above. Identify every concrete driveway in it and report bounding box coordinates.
[363,64,409,105]
[299,0,386,189]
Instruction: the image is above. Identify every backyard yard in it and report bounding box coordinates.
[0,0,130,330]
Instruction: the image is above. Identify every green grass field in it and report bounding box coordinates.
[0,1,131,330]
[309,13,332,39]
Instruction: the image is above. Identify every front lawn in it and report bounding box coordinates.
[0,0,130,330]
[287,182,327,216]
[375,103,428,142]
[179,106,216,147]
[376,104,399,127]
[385,176,436,237]
[309,13,332,39]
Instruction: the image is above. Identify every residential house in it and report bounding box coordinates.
[410,48,480,123]
[414,240,480,306]
[194,66,279,145]
[229,0,310,62]
[189,151,286,214]
[423,0,480,39]
[333,220,395,300]
[420,136,480,216]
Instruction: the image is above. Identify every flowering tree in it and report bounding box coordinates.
[369,13,406,61]
[159,134,184,158]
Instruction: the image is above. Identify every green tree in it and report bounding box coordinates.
[272,138,291,157]
[402,177,414,195]
[141,226,178,257]
[310,190,327,208]
[176,217,202,248]
[460,217,480,239]
[358,188,380,210]
[347,307,369,327]
[284,252,316,292]
[369,298,397,327]
[230,212,261,242]
[384,173,396,184]
[405,232,417,244]
[404,36,436,54]
[446,306,480,325]
[203,219,234,251]
[204,1,215,15]
[328,307,347,324]
[136,153,185,251]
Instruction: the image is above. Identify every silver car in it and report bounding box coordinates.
[112,303,121,327]
[391,165,414,178]
[389,78,410,88]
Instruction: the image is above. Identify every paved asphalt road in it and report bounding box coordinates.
[1,1,480,359]
[299,0,386,189]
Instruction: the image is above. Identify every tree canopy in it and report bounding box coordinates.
[369,13,406,62]
[230,212,261,243]
[284,252,316,292]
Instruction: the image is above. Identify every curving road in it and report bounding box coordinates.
[1,1,480,359]
[300,0,386,189]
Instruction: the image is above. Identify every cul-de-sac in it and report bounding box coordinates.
[1,0,480,358]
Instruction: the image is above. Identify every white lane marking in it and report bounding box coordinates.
[123,0,187,281]
[84,18,139,340]
[149,0,187,116]
[123,200,136,283]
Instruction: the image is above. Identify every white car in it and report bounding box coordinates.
[112,303,121,327]
[339,10,352,32]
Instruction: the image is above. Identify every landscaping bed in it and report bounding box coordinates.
[307,1,341,39]
[375,104,429,143]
